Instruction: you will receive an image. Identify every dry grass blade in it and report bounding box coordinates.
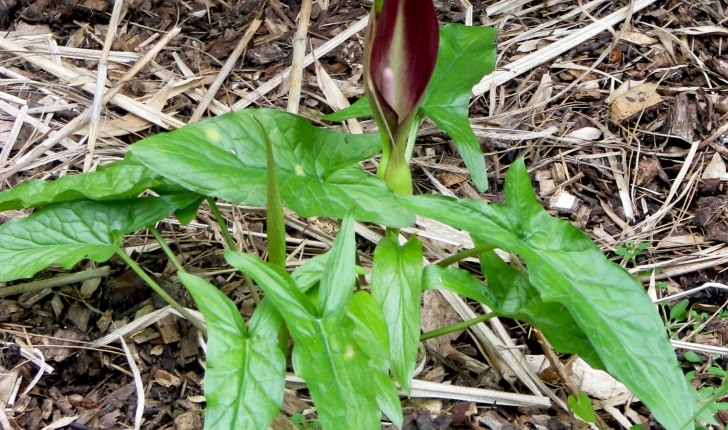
[83,0,125,172]
[472,0,658,96]
[117,327,144,430]
[0,37,184,129]
[91,306,205,348]
[286,0,313,114]
[189,19,261,123]
[232,16,368,110]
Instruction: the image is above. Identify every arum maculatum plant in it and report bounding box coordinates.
[0,0,708,427]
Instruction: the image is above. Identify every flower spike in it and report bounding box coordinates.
[364,0,439,195]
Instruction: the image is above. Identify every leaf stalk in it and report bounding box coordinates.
[116,249,207,336]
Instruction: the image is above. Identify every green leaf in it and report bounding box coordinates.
[0,195,198,282]
[172,195,204,225]
[318,212,356,319]
[291,253,330,292]
[0,161,161,212]
[348,291,390,364]
[670,299,689,322]
[321,25,498,192]
[568,391,596,423]
[290,316,382,430]
[684,351,702,363]
[320,97,373,122]
[423,256,602,367]
[225,251,318,324]
[371,232,423,394]
[225,251,392,429]
[477,249,602,366]
[400,158,693,430]
[178,272,284,430]
[348,291,403,429]
[419,24,497,192]
[129,109,414,228]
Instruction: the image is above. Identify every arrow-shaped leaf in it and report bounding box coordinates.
[178,273,285,430]
[225,218,401,430]
[371,232,422,394]
[129,109,414,227]
[0,161,161,212]
[0,195,198,282]
[401,158,693,430]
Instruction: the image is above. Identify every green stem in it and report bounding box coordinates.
[0,266,110,298]
[437,244,495,268]
[116,249,207,336]
[207,197,237,251]
[420,312,496,341]
[354,253,367,290]
[148,225,185,274]
[244,273,262,305]
[206,197,262,304]
[278,323,289,359]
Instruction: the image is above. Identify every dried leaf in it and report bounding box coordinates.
[619,31,659,46]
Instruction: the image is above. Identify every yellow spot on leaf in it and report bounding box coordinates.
[206,129,221,143]
[344,344,356,360]
[295,164,305,176]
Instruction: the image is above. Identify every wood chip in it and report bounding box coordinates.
[153,369,181,388]
[702,153,728,181]
[610,83,663,124]
[65,301,92,332]
[173,411,202,430]
[421,290,463,357]
[154,314,181,344]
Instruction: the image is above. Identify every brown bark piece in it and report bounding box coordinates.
[479,410,511,430]
[174,411,202,430]
[437,170,468,187]
[154,369,181,388]
[451,402,476,427]
[97,309,113,332]
[279,389,310,416]
[48,386,74,415]
[45,329,85,362]
[246,44,287,66]
[571,205,592,230]
[610,83,663,124]
[421,290,462,357]
[155,314,181,344]
[0,300,19,322]
[668,92,695,143]
[41,398,53,419]
[65,301,91,332]
[83,0,108,11]
[708,56,728,80]
[636,157,660,186]
[707,221,728,244]
[179,336,199,360]
[270,413,300,430]
[694,196,728,227]
[549,189,582,215]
